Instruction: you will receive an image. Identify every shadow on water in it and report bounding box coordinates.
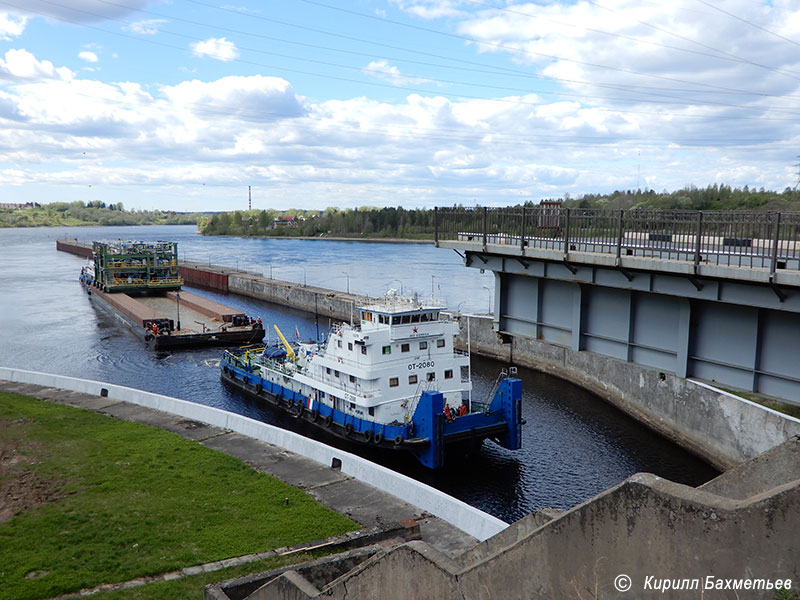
[0,225,718,524]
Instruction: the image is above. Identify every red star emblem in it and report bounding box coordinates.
[413,327,418,333]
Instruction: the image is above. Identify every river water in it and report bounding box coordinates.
[0,225,717,523]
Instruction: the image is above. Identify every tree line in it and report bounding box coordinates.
[0,201,202,228]
[560,185,800,211]
[198,206,437,239]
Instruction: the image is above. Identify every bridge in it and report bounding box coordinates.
[435,206,800,404]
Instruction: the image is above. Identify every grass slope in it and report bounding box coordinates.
[0,392,357,600]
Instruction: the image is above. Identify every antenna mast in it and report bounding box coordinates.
[248,185,252,210]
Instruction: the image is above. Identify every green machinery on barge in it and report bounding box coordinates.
[92,240,183,294]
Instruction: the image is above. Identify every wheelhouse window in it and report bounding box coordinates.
[337,340,342,348]
[361,346,367,355]
[334,370,340,378]
[392,316,401,325]
[382,345,391,355]
[348,342,353,351]
[389,377,399,387]
[349,375,355,383]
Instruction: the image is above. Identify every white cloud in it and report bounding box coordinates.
[0,48,73,82]
[127,19,167,35]
[362,60,432,86]
[2,0,152,24]
[391,0,467,20]
[2,1,800,213]
[0,11,27,39]
[190,37,240,62]
[78,51,98,63]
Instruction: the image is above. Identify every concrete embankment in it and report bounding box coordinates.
[455,314,800,471]
[225,435,799,599]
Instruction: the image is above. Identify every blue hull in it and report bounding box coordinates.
[220,355,523,469]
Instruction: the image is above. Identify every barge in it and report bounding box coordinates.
[221,292,523,469]
[79,240,264,350]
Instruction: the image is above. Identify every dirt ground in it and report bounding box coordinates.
[0,419,65,523]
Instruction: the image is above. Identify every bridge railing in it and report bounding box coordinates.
[434,206,800,275]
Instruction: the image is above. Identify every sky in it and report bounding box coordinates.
[1,0,800,212]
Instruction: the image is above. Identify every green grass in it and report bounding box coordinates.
[0,392,357,600]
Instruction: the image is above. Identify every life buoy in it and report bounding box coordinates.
[364,429,373,442]
[394,435,403,446]
[345,423,353,436]
[374,432,384,444]
[325,414,333,427]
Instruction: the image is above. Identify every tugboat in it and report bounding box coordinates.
[220,292,523,469]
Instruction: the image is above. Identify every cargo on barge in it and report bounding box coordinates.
[221,292,523,469]
[79,240,264,350]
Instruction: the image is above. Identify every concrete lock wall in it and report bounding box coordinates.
[0,367,507,542]
[229,273,361,323]
[455,313,800,471]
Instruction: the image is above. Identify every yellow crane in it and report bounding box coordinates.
[273,324,296,362]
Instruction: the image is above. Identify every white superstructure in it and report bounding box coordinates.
[253,292,471,425]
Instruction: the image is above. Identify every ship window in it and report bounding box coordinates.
[369,407,375,416]
[361,345,367,355]
[420,313,429,322]
[409,374,418,384]
[392,316,401,325]
[401,315,411,324]
[444,369,453,379]
[401,343,409,352]
[389,377,399,387]
[326,367,331,374]
[382,345,391,355]
[349,402,355,410]
[349,375,355,383]
[427,372,435,382]
[419,341,427,350]
[334,370,339,378]
[337,340,342,348]
[348,342,353,351]
[432,312,439,320]
[411,314,420,323]
[437,339,445,348]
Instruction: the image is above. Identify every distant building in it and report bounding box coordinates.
[0,202,41,210]
[272,215,300,228]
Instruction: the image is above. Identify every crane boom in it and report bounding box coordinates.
[273,324,296,361]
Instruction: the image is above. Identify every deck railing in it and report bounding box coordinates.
[434,206,800,277]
